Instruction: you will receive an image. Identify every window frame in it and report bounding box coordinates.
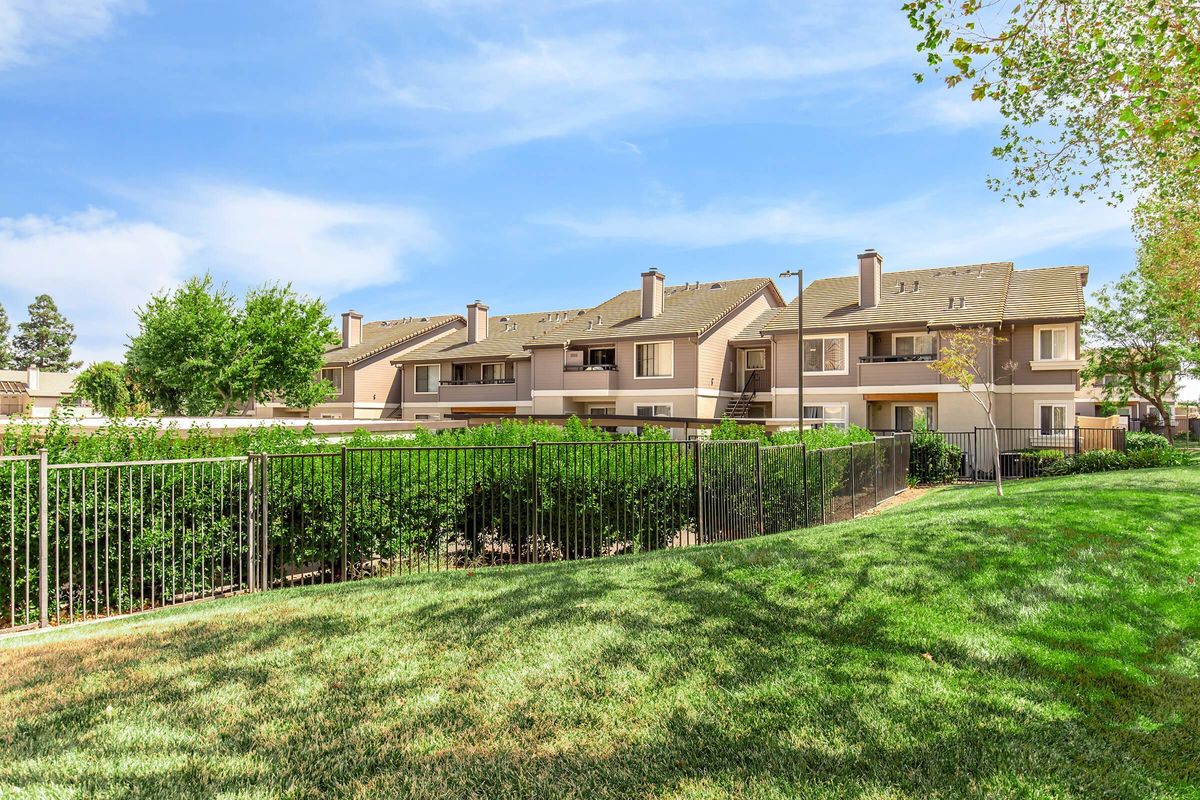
[1035,401,1071,434]
[587,405,616,416]
[586,346,616,366]
[890,331,937,358]
[320,366,344,395]
[802,402,849,430]
[634,403,673,418]
[414,364,440,394]
[480,362,506,382]
[634,340,674,379]
[801,334,850,376]
[1033,324,1074,362]
[894,404,936,431]
[743,348,767,371]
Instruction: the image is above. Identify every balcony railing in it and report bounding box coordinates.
[439,378,516,386]
[564,364,618,372]
[858,354,936,364]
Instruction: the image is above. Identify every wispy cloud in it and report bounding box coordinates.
[157,183,441,297]
[359,2,913,150]
[0,208,194,363]
[0,0,142,69]
[0,185,441,361]
[536,192,1134,269]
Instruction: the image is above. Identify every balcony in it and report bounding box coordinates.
[437,379,518,403]
[858,356,939,387]
[858,354,935,364]
[563,364,618,391]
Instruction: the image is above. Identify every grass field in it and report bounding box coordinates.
[2,467,1198,799]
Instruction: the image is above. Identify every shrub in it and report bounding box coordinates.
[909,431,962,484]
[1126,431,1170,452]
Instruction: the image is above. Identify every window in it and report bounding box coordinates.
[320,367,343,394]
[1036,325,1071,360]
[588,406,615,416]
[802,404,848,429]
[635,404,672,418]
[481,362,505,382]
[587,347,615,366]
[802,336,847,374]
[744,349,766,371]
[452,364,466,382]
[895,405,935,431]
[414,365,440,393]
[635,342,673,378]
[893,333,936,357]
[1037,403,1069,434]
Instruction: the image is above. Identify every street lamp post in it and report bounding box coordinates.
[779,269,804,433]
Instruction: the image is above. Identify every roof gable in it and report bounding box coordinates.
[324,315,463,366]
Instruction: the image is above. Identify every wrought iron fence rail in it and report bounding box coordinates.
[1,434,911,634]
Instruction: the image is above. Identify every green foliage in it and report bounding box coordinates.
[0,302,13,369]
[127,275,339,415]
[1126,431,1171,452]
[1082,271,1199,443]
[905,0,1200,205]
[1042,445,1186,476]
[909,429,962,484]
[72,361,139,417]
[708,417,874,448]
[12,294,79,371]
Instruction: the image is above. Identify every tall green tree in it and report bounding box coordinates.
[127,276,339,416]
[905,0,1200,204]
[1082,271,1200,443]
[1135,195,1200,344]
[13,294,80,371]
[0,302,13,369]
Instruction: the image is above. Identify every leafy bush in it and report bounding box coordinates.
[909,431,962,484]
[1126,431,1170,452]
[708,418,874,448]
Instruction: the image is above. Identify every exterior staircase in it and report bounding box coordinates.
[724,373,759,419]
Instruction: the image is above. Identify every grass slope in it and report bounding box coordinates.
[2,468,1198,800]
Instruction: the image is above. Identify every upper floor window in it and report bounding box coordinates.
[320,367,343,394]
[893,333,936,357]
[803,335,847,374]
[1036,325,1072,361]
[744,349,766,371]
[481,362,505,382]
[414,364,440,393]
[587,347,615,366]
[635,341,673,378]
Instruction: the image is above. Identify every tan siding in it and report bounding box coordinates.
[696,289,779,394]
[771,331,868,389]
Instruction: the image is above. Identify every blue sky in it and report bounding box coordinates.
[0,1,1143,368]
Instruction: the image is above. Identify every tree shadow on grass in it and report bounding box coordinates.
[1,473,1198,798]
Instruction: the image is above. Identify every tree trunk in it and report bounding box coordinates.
[1152,400,1175,443]
[990,419,1004,497]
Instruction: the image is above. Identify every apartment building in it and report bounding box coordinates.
[730,250,1089,432]
[391,302,591,420]
[268,312,464,420]
[523,270,785,421]
[0,367,79,417]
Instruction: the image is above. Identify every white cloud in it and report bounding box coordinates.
[0,208,195,362]
[0,186,441,362]
[362,3,913,149]
[0,0,142,69]
[157,184,440,297]
[536,192,1134,268]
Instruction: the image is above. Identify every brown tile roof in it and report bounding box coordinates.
[394,309,589,362]
[750,262,1088,336]
[732,305,784,341]
[528,278,780,346]
[1002,265,1089,321]
[323,315,462,366]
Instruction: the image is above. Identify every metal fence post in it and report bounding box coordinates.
[873,440,879,509]
[849,444,857,517]
[38,448,48,628]
[259,454,269,591]
[753,441,763,534]
[340,446,348,582]
[530,441,539,551]
[1073,426,1081,455]
[246,453,256,592]
[694,441,704,541]
[801,444,808,528]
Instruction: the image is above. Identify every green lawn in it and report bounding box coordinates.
[2,467,1199,800]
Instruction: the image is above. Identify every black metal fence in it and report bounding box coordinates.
[876,427,1127,481]
[1,435,911,633]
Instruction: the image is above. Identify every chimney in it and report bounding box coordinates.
[640,268,665,319]
[341,310,363,348]
[26,366,39,392]
[467,301,489,344]
[858,249,882,308]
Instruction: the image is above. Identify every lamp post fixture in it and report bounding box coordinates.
[779,269,804,433]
